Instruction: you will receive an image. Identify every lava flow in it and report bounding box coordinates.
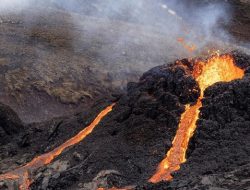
[149,54,245,183]
[0,103,115,190]
[177,37,197,52]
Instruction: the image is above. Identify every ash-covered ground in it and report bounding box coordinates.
[0,51,249,190]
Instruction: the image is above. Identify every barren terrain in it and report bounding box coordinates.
[0,0,249,122]
[0,1,250,190]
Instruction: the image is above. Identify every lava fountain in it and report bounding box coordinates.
[149,54,245,183]
[0,104,115,190]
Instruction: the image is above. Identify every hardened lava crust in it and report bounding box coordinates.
[0,51,249,190]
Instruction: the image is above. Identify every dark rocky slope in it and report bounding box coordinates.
[136,54,250,190]
[0,52,249,190]
[0,103,24,146]
[29,57,200,190]
[30,52,250,190]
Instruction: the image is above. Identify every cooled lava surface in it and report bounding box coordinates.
[0,51,249,190]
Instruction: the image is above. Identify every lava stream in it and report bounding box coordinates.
[0,103,115,190]
[150,54,244,183]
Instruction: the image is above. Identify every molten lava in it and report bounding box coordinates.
[177,37,196,52]
[149,54,244,183]
[0,103,115,190]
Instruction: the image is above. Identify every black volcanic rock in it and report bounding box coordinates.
[232,50,250,71]
[0,103,24,146]
[1,51,249,190]
[30,60,200,190]
[135,53,250,189]
[177,74,250,178]
[30,52,250,190]
[136,163,250,190]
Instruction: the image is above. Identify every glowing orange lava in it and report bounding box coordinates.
[0,103,115,190]
[149,54,244,183]
[177,37,196,52]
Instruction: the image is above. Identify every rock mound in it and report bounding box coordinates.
[0,103,24,146]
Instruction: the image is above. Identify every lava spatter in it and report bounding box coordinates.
[0,103,115,190]
[149,54,244,183]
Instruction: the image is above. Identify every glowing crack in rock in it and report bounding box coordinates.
[0,103,115,190]
[149,54,244,183]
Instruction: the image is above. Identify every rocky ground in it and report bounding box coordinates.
[137,51,250,190]
[0,51,249,190]
[0,0,250,190]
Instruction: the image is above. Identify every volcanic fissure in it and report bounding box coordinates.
[149,54,244,183]
[0,54,246,190]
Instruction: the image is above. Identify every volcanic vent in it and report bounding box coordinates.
[149,53,245,182]
[0,51,249,190]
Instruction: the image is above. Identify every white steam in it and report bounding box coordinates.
[0,0,32,12]
[1,0,247,122]
[0,0,238,66]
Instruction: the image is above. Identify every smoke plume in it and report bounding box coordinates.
[0,0,243,123]
[0,0,235,60]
